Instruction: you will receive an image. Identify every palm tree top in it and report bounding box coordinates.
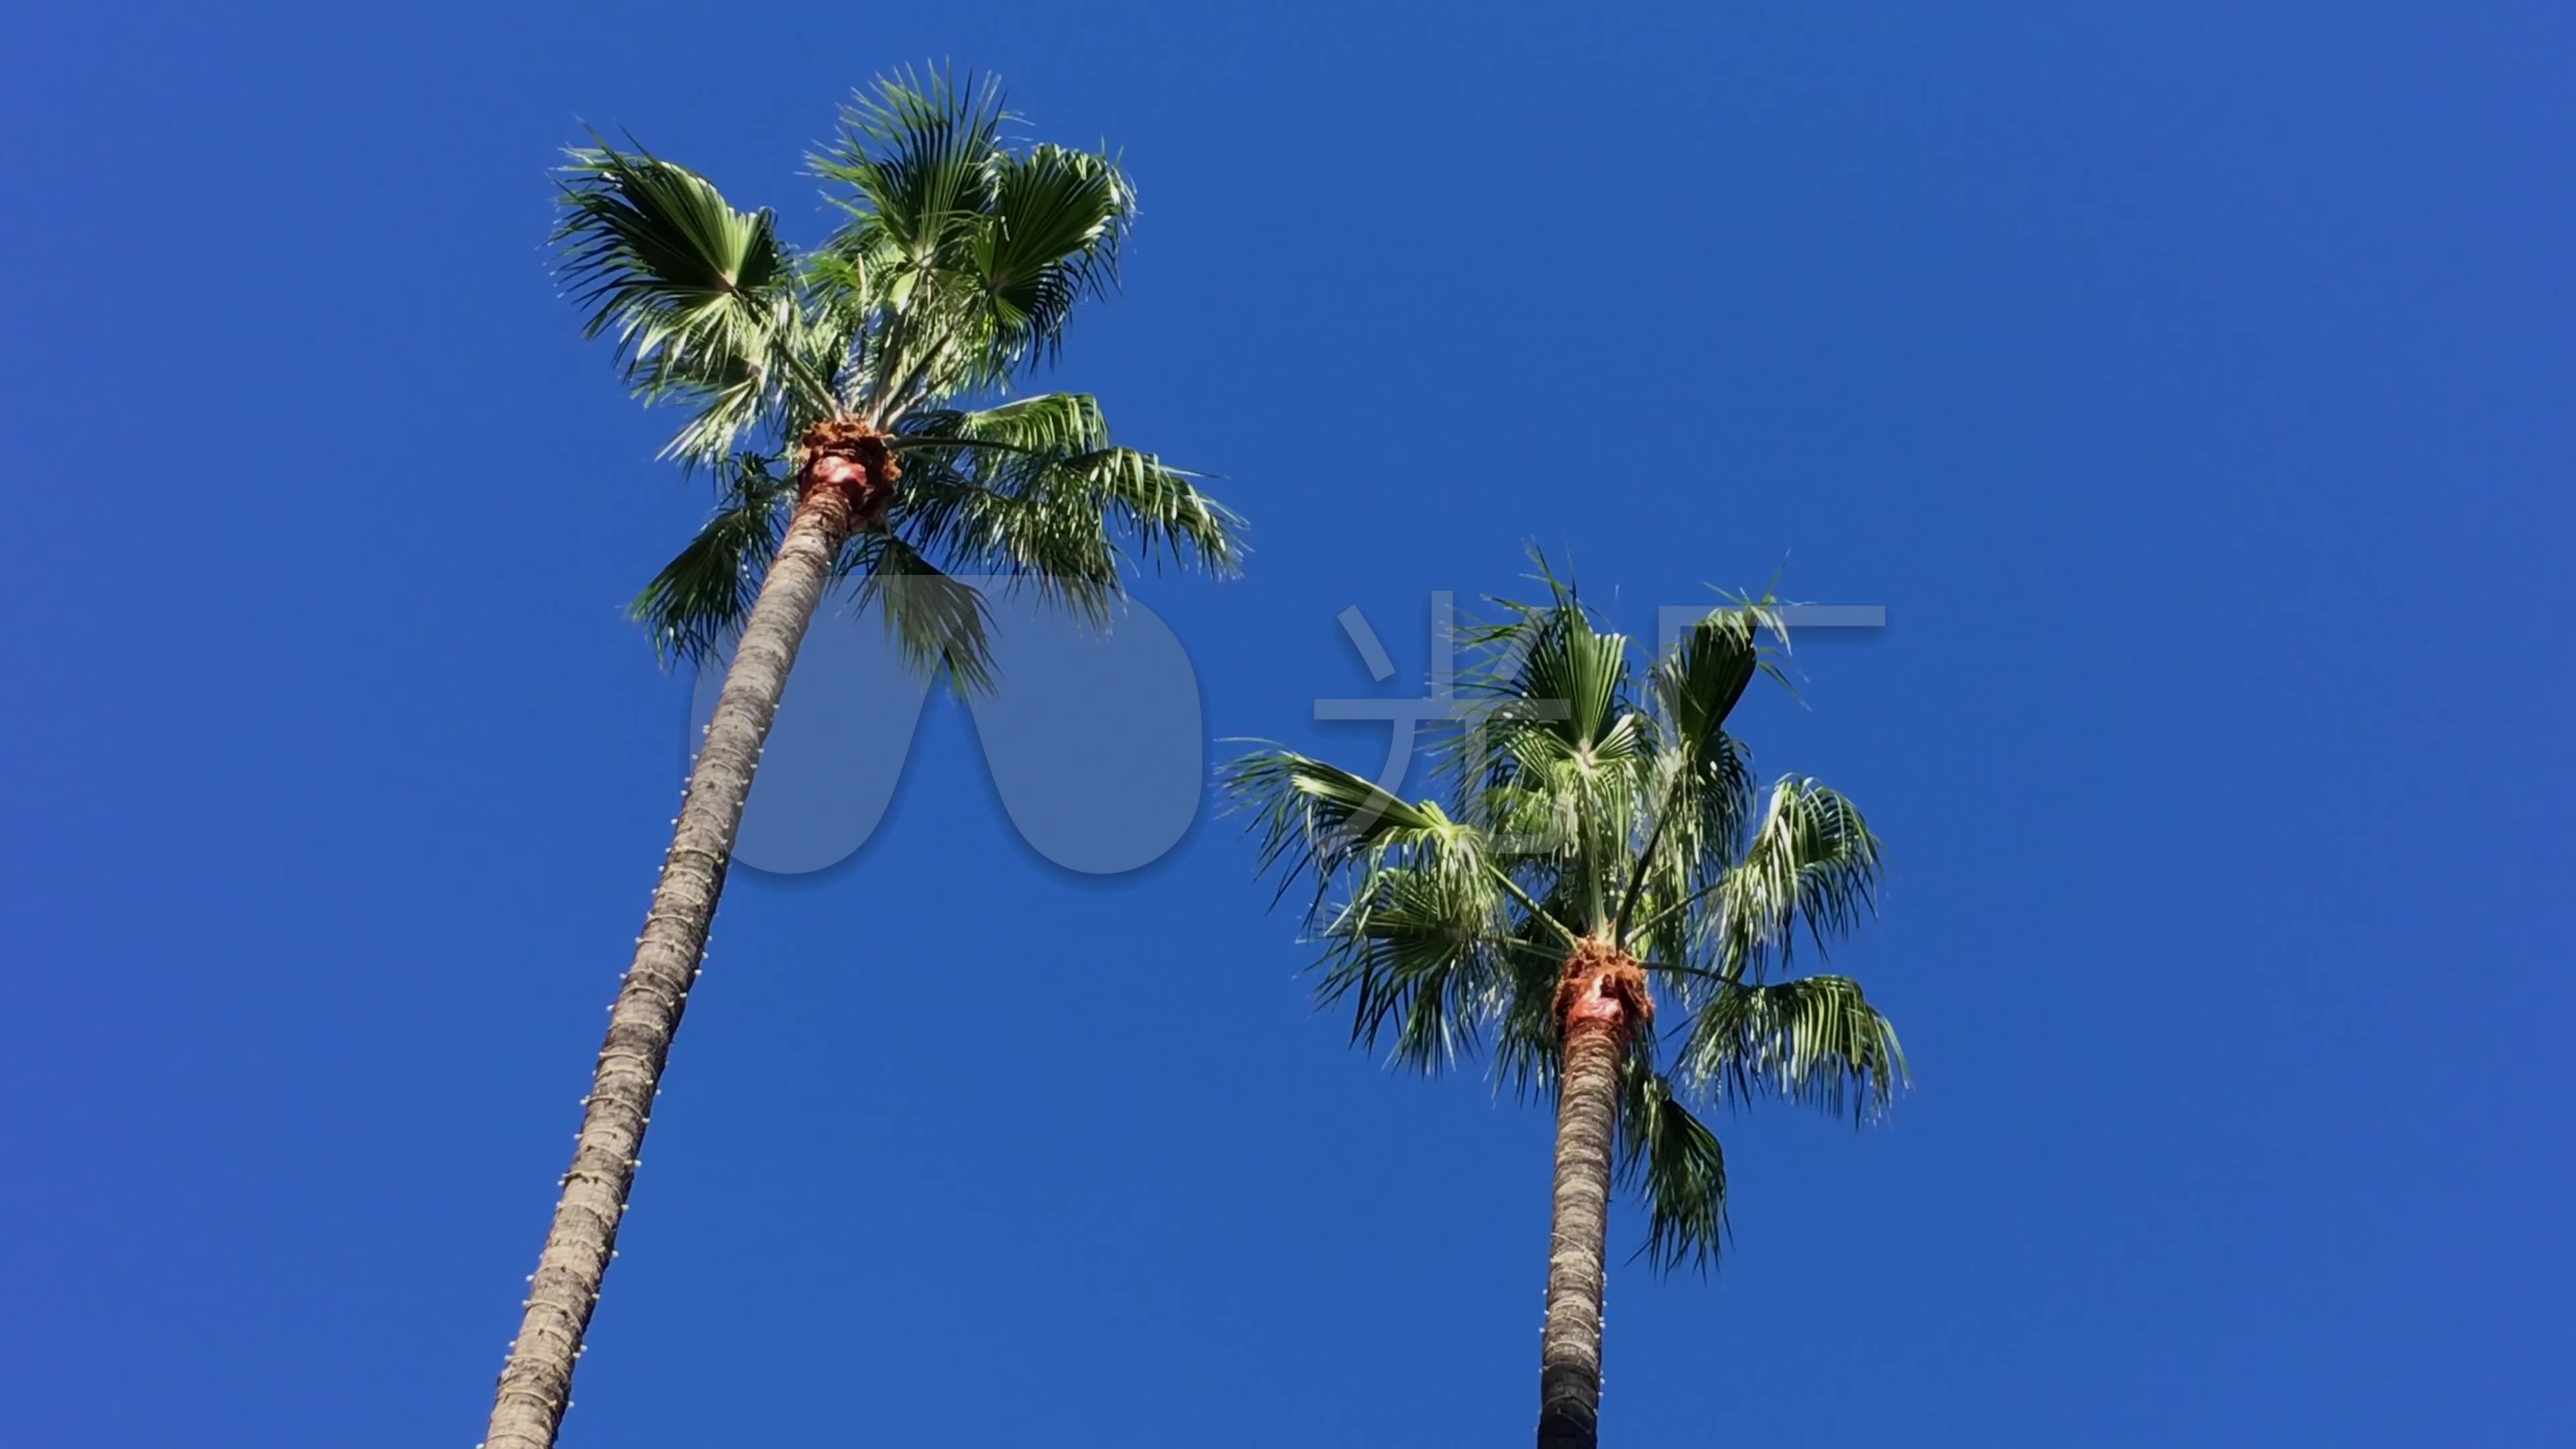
[1223,554,1904,1270]
[552,67,1242,690]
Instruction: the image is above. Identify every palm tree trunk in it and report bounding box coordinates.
[484,488,855,1449]
[1536,1010,1624,1449]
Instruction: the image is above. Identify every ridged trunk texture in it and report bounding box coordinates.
[482,488,854,1449]
[1536,941,1649,1449]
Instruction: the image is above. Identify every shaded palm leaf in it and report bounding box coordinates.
[627,453,792,667]
[1617,1058,1730,1271]
[843,531,998,695]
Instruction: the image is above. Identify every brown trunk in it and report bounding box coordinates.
[1536,941,1650,1449]
[482,485,856,1449]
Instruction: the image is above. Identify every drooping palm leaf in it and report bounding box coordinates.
[1617,1057,1731,1271]
[841,531,998,695]
[628,453,793,667]
[1313,861,1513,1073]
[1683,973,1907,1124]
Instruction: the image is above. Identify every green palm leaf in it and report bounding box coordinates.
[627,453,792,667]
[1617,1058,1730,1272]
[1683,973,1908,1124]
[1715,776,1883,981]
[1315,862,1512,1073]
[975,143,1130,365]
[1220,751,1477,901]
[841,531,998,695]
[555,142,803,458]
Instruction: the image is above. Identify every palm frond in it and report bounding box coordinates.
[1654,596,1788,759]
[627,453,792,667]
[972,143,1131,366]
[843,531,997,695]
[1055,445,1243,574]
[1715,777,1883,980]
[1617,1059,1730,1272]
[1219,750,1478,904]
[889,395,1242,619]
[1459,560,1635,761]
[555,140,801,457]
[1682,973,1907,1124]
[1311,862,1513,1074]
[816,67,1009,265]
[903,391,1111,454]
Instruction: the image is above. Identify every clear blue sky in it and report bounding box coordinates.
[3,3,2568,1444]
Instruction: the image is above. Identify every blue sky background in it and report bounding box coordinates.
[3,3,2569,1444]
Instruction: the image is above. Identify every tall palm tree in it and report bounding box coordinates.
[1224,563,1900,1449]
[487,71,1241,1449]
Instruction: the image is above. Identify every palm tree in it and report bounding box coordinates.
[1224,562,1900,1449]
[487,71,1241,1449]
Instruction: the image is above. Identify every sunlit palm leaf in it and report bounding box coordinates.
[1461,562,1635,761]
[814,67,1008,272]
[1715,776,1882,980]
[883,396,1238,640]
[1219,751,1475,904]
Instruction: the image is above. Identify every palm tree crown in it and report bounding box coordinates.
[557,68,1240,688]
[1225,561,1904,1268]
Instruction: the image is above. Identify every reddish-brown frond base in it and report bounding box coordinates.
[1554,938,1653,1035]
[797,419,902,529]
